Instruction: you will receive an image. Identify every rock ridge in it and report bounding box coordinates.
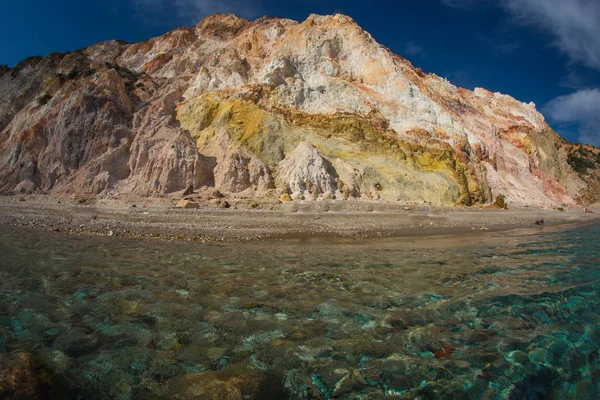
[1,13,599,206]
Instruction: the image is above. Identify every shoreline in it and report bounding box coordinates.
[0,194,598,242]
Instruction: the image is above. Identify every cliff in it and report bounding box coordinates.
[1,13,599,206]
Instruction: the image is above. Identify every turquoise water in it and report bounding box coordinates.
[1,223,599,399]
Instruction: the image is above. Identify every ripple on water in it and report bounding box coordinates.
[0,223,599,399]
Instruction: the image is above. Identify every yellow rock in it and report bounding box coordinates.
[175,199,199,209]
[165,366,264,400]
[279,194,292,202]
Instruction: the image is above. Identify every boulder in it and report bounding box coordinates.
[493,194,508,209]
[14,179,37,194]
[278,142,337,199]
[214,146,273,193]
[175,199,199,209]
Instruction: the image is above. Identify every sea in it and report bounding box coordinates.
[1,222,599,399]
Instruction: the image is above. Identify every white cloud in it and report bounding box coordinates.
[502,0,600,70]
[132,0,261,25]
[442,0,600,70]
[543,89,600,145]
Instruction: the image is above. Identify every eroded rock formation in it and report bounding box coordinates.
[1,13,599,206]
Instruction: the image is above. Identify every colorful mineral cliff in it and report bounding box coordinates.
[1,13,599,206]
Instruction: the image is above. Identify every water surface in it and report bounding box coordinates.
[1,223,599,399]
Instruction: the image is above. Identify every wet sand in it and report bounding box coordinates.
[0,194,598,242]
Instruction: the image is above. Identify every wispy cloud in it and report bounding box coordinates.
[496,41,520,54]
[559,65,598,90]
[404,41,425,57]
[443,69,478,89]
[440,0,491,10]
[131,0,262,25]
[475,33,521,55]
[543,89,600,145]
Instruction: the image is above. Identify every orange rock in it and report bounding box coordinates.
[279,194,292,202]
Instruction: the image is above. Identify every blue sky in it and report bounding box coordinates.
[2,0,600,145]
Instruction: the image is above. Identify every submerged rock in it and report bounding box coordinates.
[165,365,264,400]
[0,352,53,399]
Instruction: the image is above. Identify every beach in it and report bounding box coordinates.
[0,194,597,242]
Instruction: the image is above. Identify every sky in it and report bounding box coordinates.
[1,0,600,145]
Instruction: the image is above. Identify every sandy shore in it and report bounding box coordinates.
[0,194,598,242]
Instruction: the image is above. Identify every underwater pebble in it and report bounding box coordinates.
[207,347,227,362]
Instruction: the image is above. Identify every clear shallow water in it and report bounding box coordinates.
[1,224,599,399]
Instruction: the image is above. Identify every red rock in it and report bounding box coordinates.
[434,344,457,359]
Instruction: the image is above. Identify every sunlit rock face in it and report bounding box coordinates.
[1,13,599,205]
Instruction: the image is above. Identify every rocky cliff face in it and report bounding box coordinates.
[1,13,599,206]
